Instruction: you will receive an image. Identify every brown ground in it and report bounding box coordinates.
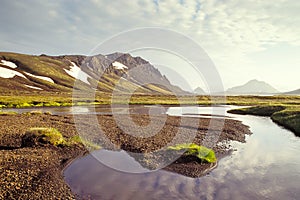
[0,114,87,199]
[0,113,251,199]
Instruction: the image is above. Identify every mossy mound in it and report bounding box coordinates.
[21,127,101,150]
[168,143,217,163]
[22,127,67,147]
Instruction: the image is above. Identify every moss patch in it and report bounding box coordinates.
[0,111,18,115]
[168,143,217,163]
[23,127,67,147]
[69,135,101,151]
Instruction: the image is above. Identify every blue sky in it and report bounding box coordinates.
[0,0,299,92]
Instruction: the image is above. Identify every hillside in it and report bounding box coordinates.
[226,79,279,95]
[0,52,186,95]
[285,89,300,95]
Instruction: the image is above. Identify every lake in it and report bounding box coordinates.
[6,105,300,199]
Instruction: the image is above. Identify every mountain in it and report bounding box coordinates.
[226,79,280,95]
[193,87,206,95]
[285,89,300,95]
[0,52,186,95]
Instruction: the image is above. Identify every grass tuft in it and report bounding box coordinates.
[168,143,217,163]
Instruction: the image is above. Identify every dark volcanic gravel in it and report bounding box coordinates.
[0,114,86,199]
[0,113,251,199]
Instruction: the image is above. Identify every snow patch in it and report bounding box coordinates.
[0,67,27,79]
[64,62,91,85]
[112,61,128,70]
[25,85,43,90]
[24,72,54,83]
[1,60,18,68]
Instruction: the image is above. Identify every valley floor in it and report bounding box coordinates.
[0,113,251,199]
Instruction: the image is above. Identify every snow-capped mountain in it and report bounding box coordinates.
[0,52,186,95]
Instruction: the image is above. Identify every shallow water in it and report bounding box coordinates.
[13,105,300,199]
[3,104,167,115]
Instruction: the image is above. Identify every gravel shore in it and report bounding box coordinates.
[0,113,251,199]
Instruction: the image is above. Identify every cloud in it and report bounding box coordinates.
[1,0,299,54]
[0,0,299,90]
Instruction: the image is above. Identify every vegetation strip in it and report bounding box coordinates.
[0,94,300,109]
[228,105,300,136]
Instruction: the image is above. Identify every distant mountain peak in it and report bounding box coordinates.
[246,79,267,84]
[247,79,260,83]
[194,87,206,95]
[227,79,280,95]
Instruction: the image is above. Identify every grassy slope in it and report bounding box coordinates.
[0,52,75,91]
[0,52,177,95]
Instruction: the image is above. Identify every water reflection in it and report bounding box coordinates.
[90,150,151,173]
[3,104,167,115]
[64,106,300,199]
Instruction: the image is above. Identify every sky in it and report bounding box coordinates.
[0,0,299,92]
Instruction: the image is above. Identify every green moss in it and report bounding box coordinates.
[26,127,67,146]
[168,143,217,163]
[69,135,82,143]
[60,102,73,107]
[43,102,62,107]
[24,128,101,148]
[16,102,32,108]
[69,135,101,150]
[0,111,18,115]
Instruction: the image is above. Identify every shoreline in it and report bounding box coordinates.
[0,113,251,198]
[228,105,300,136]
[1,94,300,109]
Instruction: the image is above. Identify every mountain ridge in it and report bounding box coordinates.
[0,52,187,95]
[285,88,300,95]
